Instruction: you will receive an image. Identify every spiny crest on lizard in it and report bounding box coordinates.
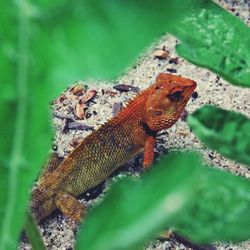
[143,73,196,131]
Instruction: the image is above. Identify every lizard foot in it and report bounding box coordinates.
[55,192,87,222]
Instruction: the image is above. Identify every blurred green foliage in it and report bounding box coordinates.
[188,105,250,166]
[177,164,250,242]
[24,212,46,250]
[77,152,250,250]
[0,0,250,249]
[1,0,179,248]
[77,152,202,250]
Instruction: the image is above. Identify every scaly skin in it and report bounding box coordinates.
[31,73,196,222]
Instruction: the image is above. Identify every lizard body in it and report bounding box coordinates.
[31,73,196,222]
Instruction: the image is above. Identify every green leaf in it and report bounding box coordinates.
[24,212,46,250]
[0,1,53,249]
[77,152,250,249]
[0,1,218,247]
[76,152,203,250]
[188,105,250,166]
[2,0,250,248]
[177,167,250,243]
[30,0,193,81]
[171,0,250,87]
[0,0,179,248]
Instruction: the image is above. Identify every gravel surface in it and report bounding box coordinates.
[20,0,250,249]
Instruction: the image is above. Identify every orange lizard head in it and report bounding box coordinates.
[144,73,196,132]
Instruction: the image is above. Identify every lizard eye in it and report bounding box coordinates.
[168,90,183,102]
[154,110,162,116]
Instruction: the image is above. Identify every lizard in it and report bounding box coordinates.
[31,73,197,223]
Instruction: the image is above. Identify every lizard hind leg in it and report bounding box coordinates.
[55,192,87,222]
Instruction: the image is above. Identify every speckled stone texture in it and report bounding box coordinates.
[20,0,250,249]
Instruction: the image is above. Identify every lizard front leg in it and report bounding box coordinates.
[143,136,156,168]
[55,192,87,222]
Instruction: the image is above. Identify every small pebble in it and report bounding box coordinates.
[112,102,123,116]
[153,49,169,60]
[192,91,198,100]
[67,122,94,131]
[70,83,86,95]
[113,84,140,93]
[169,57,179,64]
[166,68,177,73]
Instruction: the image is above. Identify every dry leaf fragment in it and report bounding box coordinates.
[112,102,123,116]
[113,84,140,93]
[67,122,94,131]
[153,49,169,60]
[58,94,67,103]
[105,90,118,97]
[65,92,78,101]
[169,57,179,64]
[70,83,87,95]
[74,102,87,119]
[82,90,97,103]
[70,138,84,147]
[53,112,75,120]
[178,130,190,137]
